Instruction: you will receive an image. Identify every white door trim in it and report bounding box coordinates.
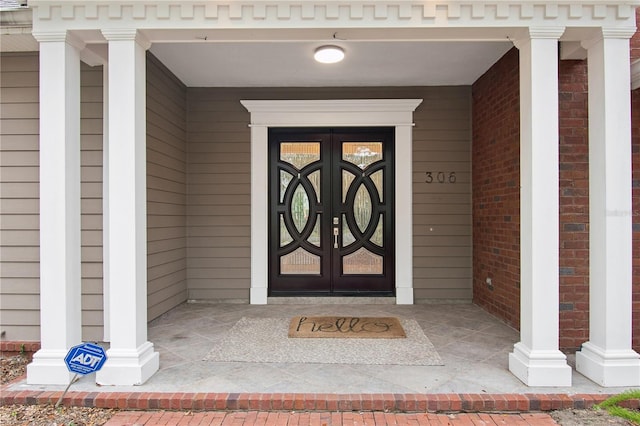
[241,99,422,304]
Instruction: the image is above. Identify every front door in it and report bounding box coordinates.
[268,128,395,296]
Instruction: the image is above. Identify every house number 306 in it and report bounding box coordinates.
[425,171,456,184]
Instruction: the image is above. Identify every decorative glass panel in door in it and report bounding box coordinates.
[269,128,394,296]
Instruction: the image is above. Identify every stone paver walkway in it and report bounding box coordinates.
[105,410,559,425]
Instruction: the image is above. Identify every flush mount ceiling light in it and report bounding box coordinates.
[314,45,345,64]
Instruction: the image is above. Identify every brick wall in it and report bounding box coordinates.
[473,47,639,352]
[558,60,590,351]
[471,48,521,330]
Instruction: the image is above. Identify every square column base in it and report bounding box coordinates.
[509,342,572,387]
[96,342,159,385]
[251,287,268,305]
[395,287,414,304]
[576,342,640,387]
[27,349,76,385]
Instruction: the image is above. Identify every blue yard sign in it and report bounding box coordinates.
[63,342,107,375]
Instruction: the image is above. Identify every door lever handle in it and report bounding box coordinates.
[333,227,339,248]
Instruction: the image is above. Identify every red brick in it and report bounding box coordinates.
[93,393,107,408]
[282,393,294,410]
[360,394,374,411]
[448,394,463,411]
[337,394,352,411]
[270,393,284,410]
[414,394,428,412]
[187,393,202,410]
[326,393,339,411]
[559,394,574,409]
[349,393,362,411]
[314,394,327,411]
[403,393,417,412]
[383,393,397,411]
[147,392,164,410]
[201,393,216,410]
[515,394,530,412]
[238,393,250,410]
[303,393,316,410]
[159,393,173,410]
[103,393,119,409]
[225,393,240,410]
[180,392,196,410]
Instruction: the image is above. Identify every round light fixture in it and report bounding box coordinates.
[314,45,345,64]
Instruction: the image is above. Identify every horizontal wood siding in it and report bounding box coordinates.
[0,53,40,341]
[146,53,188,320]
[80,62,105,341]
[186,87,471,302]
[187,89,251,300]
[0,53,107,341]
[413,87,473,301]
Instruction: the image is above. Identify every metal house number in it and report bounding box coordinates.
[425,171,456,184]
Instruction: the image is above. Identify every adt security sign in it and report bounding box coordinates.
[64,343,107,375]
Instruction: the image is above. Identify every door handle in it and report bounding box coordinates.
[333,227,339,248]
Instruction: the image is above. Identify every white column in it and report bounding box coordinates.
[395,124,413,304]
[250,125,269,304]
[96,29,159,385]
[509,28,572,387]
[26,31,83,385]
[576,28,640,387]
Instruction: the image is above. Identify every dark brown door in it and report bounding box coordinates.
[268,128,395,296]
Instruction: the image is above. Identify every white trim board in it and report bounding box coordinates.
[241,99,422,305]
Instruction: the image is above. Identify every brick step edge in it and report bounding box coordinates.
[0,341,40,358]
[2,390,638,413]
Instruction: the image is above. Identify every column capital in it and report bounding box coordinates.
[513,27,565,49]
[101,29,151,50]
[31,30,86,50]
[581,27,637,50]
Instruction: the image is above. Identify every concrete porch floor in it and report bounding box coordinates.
[6,302,633,395]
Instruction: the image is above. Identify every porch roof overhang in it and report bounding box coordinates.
[2,1,639,86]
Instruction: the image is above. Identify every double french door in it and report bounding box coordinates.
[268,128,395,296]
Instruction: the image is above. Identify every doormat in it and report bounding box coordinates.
[203,317,443,366]
[288,316,406,338]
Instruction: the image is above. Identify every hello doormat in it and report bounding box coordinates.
[289,316,406,338]
[203,317,443,365]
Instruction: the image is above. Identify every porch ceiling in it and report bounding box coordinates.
[149,40,513,87]
[0,31,512,87]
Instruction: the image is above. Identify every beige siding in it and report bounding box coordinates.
[187,89,251,300]
[412,87,473,301]
[146,53,188,319]
[0,52,44,342]
[80,62,105,341]
[0,52,189,343]
[0,53,107,341]
[186,87,472,301]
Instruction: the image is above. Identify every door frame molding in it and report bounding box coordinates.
[241,99,423,304]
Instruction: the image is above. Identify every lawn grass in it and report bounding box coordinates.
[596,389,640,425]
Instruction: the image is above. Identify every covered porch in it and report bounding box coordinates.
[8,301,630,394]
[2,0,639,389]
